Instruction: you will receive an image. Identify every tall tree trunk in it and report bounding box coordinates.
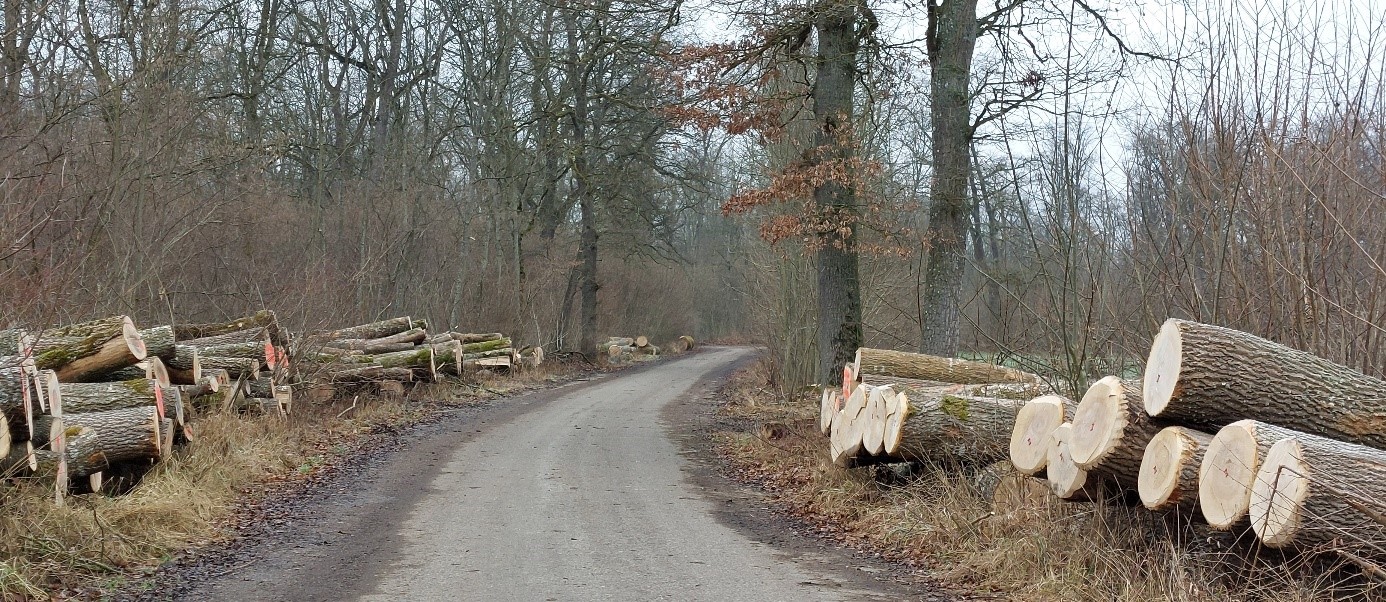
[563,8,600,354]
[918,0,979,356]
[812,0,862,386]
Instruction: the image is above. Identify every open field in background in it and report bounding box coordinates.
[713,359,1380,602]
[0,361,591,599]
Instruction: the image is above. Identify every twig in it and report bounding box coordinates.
[335,396,359,419]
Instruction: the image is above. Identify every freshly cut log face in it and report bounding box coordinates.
[863,386,888,456]
[842,364,856,401]
[143,357,172,388]
[1009,395,1070,476]
[1143,319,1386,445]
[1139,426,1213,511]
[854,348,1041,385]
[1046,423,1092,499]
[882,388,909,456]
[1069,377,1153,488]
[1249,435,1386,549]
[819,388,836,434]
[1198,419,1302,529]
[36,316,148,382]
[830,385,869,467]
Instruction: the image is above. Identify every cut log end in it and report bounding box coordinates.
[819,388,835,434]
[863,387,888,456]
[882,389,908,456]
[1142,319,1183,417]
[1046,423,1089,499]
[1249,438,1309,547]
[1139,426,1202,510]
[1198,420,1260,529]
[1008,395,1067,475]
[122,316,149,361]
[1069,376,1134,468]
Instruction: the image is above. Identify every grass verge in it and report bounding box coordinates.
[713,360,1380,602]
[0,361,594,600]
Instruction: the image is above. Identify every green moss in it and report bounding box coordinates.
[124,378,153,395]
[940,395,970,421]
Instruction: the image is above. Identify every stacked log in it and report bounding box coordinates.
[606,335,660,364]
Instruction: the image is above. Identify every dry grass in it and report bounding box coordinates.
[0,361,588,599]
[714,362,1380,602]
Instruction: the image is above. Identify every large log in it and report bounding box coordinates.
[1198,419,1303,529]
[193,341,268,363]
[58,379,165,417]
[1143,318,1386,444]
[324,365,415,383]
[860,373,1050,401]
[451,332,505,344]
[33,316,147,382]
[1068,377,1154,488]
[322,317,415,341]
[138,325,176,359]
[853,348,1041,386]
[886,387,1023,463]
[1250,434,1386,550]
[1008,394,1072,476]
[175,310,284,346]
[61,407,161,476]
[166,348,202,385]
[1139,426,1213,512]
[180,327,270,348]
[200,356,260,379]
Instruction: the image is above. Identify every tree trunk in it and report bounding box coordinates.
[62,407,162,476]
[58,379,164,416]
[854,348,1041,385]
[1068,377,1155,488]
[33,316,147,382]
[1009,394,1072,476]
[138,325,175,359]
[1250,433,1386,550]
[0,329,29,355]
[1144,319,1386,444]
[1198,419,1303,529]
[1139,426,1212,512]
[917,0,979,357]
[175,310,284,346]
[812,0,862,386]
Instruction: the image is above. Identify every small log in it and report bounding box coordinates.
[853,348,1041,385]
[200,356,260,379]
[0,411,9,457]
[328,328,427,349]
[59,379,165,417]
[31,414,66,447]
[62,408,161,476]
[634,335,649,348]
[1008,395,1072,476]
[234,397,283,415]
[143,357,172,388]
[138,325,176,359]
[325,365,416,383]
[33,316,147,382]
[1047,423,1101,500]
[322,317,415,341]
[1,441,36,473]
[167,347,202,385]
[886,387,1023,463]
[1250,434,1386,550]
[819,388,839,435]
[174,310,284,346]
[1143,318,1386,442]
[1198,419,1303,530]
[193,341,267,363]
[1068,376,1155,488]
[179,327,270,348]
[522,346,545,369]
[451,332,505,344]
[604,337,635,349]
[1139,426,1213,511]
[162,386,185,429]
[201,369,229,390]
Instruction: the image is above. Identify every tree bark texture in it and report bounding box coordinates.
[1250,433,1386,550]
[855,348,1041,385]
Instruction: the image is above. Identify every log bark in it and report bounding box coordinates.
[175,310,284,346]
[887,387,1023,463]
[332,328,427,348]
[194,341,268,362]
[1068,377,1155,488]
[1198,419,1303,529]
[1143,318,1386,445]
[853,348,1041,385]
[180,327,270,348]
[452,332,505,344]
[1250,433,1386,550]
[162,386,186,428]
[322,317,415,341]
[167,344,201,371]
[62,407,161,476]
[1139,426,1213,511]
[58,379,164,417]
[0,329,29,355]
[200,356,260,379]
[860,373,1049,401]
[160,418,173,458]
[31,414,65,447]
[326,365,416,383]
[33,316,147,382]
[138,325,175,359]
[1,441,35,473]
[1008,395,1072,476]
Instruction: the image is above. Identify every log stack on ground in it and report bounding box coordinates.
[606,335,661,364]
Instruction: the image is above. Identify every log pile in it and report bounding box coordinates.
[1,311,545,502]
[823,319,1386,568]
[604,335,671,364]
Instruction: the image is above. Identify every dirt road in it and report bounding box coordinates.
[170,347,938,601]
